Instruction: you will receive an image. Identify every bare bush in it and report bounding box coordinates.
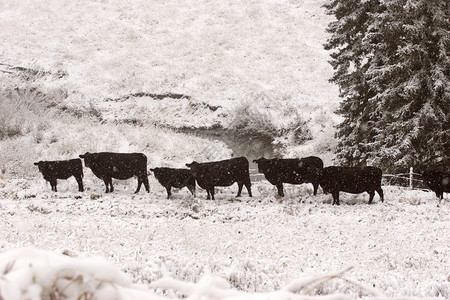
[227,93,312,153]
[0,87,64,140]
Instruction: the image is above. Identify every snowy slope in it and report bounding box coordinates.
[0,0,340,160]
[0,0,341,175]
[0,0,337,103]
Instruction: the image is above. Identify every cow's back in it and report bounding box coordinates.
[265,159,300,184]
[67,159,83,177]
[195,157,250,187]
[88,152,147,179]
[154,168,194,188]
[263,158,322,184]
[42,159,83,179]
[298,156,324,181]
[321,166,382,193]
[300,156,324,169]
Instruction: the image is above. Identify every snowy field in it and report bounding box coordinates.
[0,176,448,299]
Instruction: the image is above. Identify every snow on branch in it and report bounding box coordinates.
[0,247,164,300]
[151,265,386,299]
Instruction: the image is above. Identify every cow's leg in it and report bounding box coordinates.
[437,191,443,207]
[312,182,319,196]
[143,176,150,193]
[104,178,113,193]
[376,187,384,203]
[75,176,84,192]
[210,188,215,200]
[206,189,211,200]
[332,191,339,205]
[109,178,114,192]
[276,183,284,197]
[187,185,196,198]
[135,178,143,194]
[236,182,243,197]
[245,180,252,197]
[50,179,57,192]
[368,190,375,204]
[165,186,172,199]
[103,179,109,193]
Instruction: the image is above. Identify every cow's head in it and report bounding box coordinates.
[34,161,44,172]
[149,168,159,178]
[185,161,200,177]
[185,162,198,168]
[253,157,267,173]
[79,152,91,168]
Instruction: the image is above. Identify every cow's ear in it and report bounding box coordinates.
[150,168,155,172]
[34,162,39,166]
[185,163,191,168]
[79,152,90,159]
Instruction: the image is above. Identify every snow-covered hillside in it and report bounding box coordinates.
[1,0,337,102]
[0,0,340,164]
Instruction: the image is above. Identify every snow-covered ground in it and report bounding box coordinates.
[0,176,448,299]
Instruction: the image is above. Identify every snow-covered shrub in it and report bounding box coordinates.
[0,248,389,300]
[0,247,165,300]
[60,101,103,121]
[0,87,60,140]
[227,93,312,155]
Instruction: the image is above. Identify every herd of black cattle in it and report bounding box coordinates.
[33,152,449,205]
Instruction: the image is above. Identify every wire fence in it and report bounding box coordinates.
[382,167,426,189]
[252,167,428,190]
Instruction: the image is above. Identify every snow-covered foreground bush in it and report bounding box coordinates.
[0,247,160,300]
[0,178,448,299]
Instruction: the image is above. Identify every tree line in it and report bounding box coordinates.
[324,0,449,172]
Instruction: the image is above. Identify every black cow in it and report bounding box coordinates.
[186,157,252,200]
[150,167,196,199]
[422,170,449,204]
[79,152,149,193]
[320,166,384,205]
[253,156,323,197]
[34,159,84,192]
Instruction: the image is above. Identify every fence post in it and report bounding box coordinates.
[409,167,413,189]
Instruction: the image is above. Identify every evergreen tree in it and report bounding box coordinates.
[365,0,449,170]
[325,0,449,172]
[324,0,383,167]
